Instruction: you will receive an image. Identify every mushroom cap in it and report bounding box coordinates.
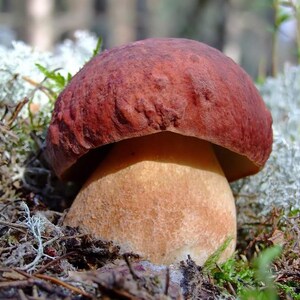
[45,38,272,182]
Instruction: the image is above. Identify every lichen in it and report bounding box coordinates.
[0,31,98,200]
[233,65,300,220]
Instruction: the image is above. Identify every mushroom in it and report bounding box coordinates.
[45,38,273,265]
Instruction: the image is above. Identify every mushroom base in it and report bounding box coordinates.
[64,132,236,265]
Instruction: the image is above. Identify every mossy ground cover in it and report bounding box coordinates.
[0,32,299,299]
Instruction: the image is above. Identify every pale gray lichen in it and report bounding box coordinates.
[0,41,52,109]
[0,31,98,114]
[2,202,63,272]
[54,31,100,76]
[233,65,300,220]
[0,31,98,199]
[261,65,300,143]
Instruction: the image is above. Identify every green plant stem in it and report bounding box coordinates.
[272,0,279,77]
[284,0,300,64]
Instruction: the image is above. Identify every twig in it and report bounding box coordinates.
[59,233,87,241]
[0,220,28,232]
[18,289,28,300]
[227,281,237,296]
[123,254,140,281]
[92,277,139,300]
[29,131,44,153]
[0,220,27,234]
[13,268,32,279]
[43,236,60,248]
[0,199,23,214]
[34,251,77,275]
[34,273,93,298]
[0,280,30,288]
[7,97,29,127]
[13,268,86,298]
[0,122,18,139]
[164,267,170,296]
[22,75,56,100]
[232,193,259,199]
[0,277,73,298]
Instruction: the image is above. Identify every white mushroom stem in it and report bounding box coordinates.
[64,132,236,265]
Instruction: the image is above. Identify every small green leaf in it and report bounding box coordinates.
[67,72,72,83]
[35,63,68,89]
[253,246,282,298]
[92,37,103,58]
[276,12,292,26]
[203,236,233,272]
[254,246,282,281]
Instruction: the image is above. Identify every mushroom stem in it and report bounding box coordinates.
[64,132,236,265]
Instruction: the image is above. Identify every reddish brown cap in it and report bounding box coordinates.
[45,38,272,182]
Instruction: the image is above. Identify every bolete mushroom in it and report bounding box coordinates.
[45,38,272,265]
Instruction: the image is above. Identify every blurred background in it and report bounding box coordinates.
[0,0,298,78]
